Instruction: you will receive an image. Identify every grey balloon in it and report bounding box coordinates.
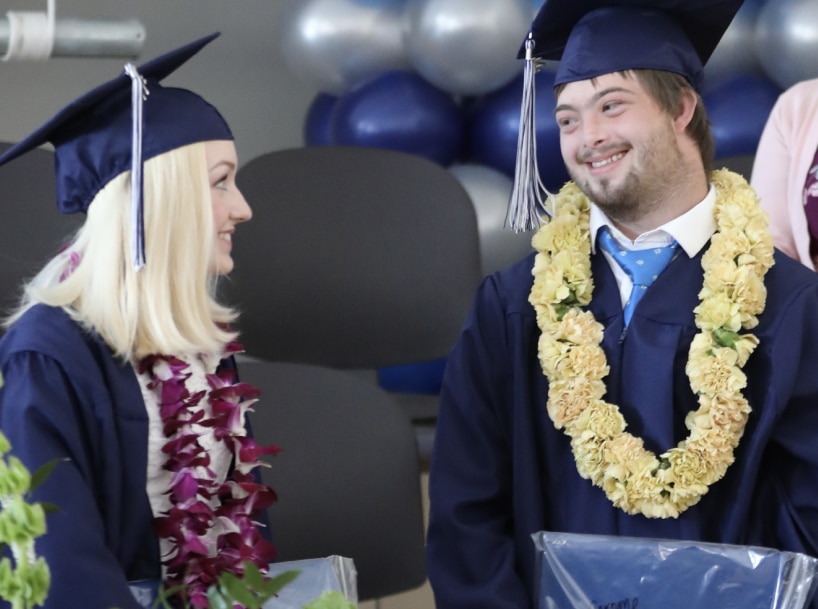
[450,164,534,276]
[278,0,411,95]
[404,0,530,96]
[756,0,818,90]
[704,0,764,82]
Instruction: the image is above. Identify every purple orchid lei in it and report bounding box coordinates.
[139,339,279,608]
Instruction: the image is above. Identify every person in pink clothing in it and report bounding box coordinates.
[751,77,818,270]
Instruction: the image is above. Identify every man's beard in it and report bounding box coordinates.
[569,126,683,224]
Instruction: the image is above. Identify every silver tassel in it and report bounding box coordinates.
[124,63,149,270]
[505,34,552,233]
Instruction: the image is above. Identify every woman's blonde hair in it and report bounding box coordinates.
[6,141,237,360]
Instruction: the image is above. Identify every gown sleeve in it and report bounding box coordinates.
[426,274,534,609]
[751,269,818,568]
[0,349,144,609]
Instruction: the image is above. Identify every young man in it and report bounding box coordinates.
[426,1,818,608]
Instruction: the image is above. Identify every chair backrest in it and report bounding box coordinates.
[717,154,755,181]
[239,359,427,601]
[0,142,82,319]
[223,146,483,369]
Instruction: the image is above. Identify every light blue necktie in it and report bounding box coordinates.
[598,227,678,325]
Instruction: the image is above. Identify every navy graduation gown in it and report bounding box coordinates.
[0,304,264,609]
[426,247,818,609]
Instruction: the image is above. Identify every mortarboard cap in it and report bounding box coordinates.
[522,0,745,90]
[0,32,232,268]
[505,0,743,232]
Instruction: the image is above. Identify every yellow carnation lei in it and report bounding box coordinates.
[529,169,774,519]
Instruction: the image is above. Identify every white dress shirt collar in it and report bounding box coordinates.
[589,184,717,255]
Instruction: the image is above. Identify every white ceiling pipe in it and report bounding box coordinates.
[0,17,145,59]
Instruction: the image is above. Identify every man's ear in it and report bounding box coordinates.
[673,87,698,133]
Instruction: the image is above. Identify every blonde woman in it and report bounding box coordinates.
[0,34,276,609]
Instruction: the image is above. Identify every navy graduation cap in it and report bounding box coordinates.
[523,0,745,90]
[0,32,233,268]
[506,0,744,232]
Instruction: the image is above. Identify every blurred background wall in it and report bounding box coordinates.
[0,1,314,164]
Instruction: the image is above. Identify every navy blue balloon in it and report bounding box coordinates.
[464,69,569,192]
[330,70,463,166]
[304,93,339,146]
[378,357,448,395]
[703,73,782,158]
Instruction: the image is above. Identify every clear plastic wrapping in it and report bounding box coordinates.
[533,531,818,609]
[263,555,358,608]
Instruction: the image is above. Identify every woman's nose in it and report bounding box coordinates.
[233,189,252,222]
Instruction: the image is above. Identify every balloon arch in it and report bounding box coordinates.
[276,0,818,392]
[279,0,817,209]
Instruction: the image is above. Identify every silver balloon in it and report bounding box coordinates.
[450,164,533,276]
[404,0,530,96]
[704,0,764,82]
[756,0,818,90]
[278,0,411,95]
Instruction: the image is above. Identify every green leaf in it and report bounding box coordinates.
[38,502,60,516]
[712,327,740,349]
[302,590,356,609]
[205,587,231,609]
[242,562,266,590]
[0,424,54,609]
[219,573,257,607]
[29,459,68,493]
[154,584,185,609]
[263,569,301,596]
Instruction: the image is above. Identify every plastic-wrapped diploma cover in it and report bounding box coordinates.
[263,555,358,608]
[129,555,358,608]
[533,531,818,609]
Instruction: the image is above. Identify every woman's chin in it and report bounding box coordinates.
[208,256,234,276]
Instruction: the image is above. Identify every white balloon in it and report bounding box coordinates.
[756,0,818,89]
[450,164,533,276]
[404,0,530,96]
[704,0,764,82]
[278,0,411,95]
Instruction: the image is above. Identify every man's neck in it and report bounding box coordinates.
[609,168,709,240]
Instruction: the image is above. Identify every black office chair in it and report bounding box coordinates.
[223,146,483,451]
[0,142,82,320]
[239,360,427,602]
[226,145,481,369]
[717,154,755,181]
